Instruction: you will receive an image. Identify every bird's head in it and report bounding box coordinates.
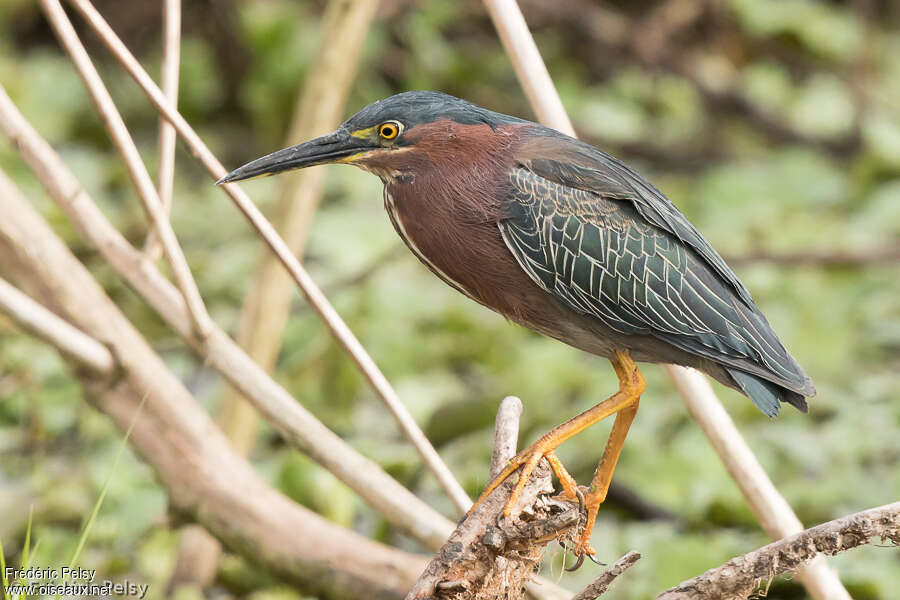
[218,91,526,184]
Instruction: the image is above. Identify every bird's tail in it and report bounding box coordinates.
[727,368,809,418]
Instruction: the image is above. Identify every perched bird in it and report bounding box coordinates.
[220,91,815,560]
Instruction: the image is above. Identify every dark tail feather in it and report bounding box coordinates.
[727,368,809,418]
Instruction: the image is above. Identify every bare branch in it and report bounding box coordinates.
[39,0,212,338]
[483,0,573,133]
[65,0,472,514]
[220,0,380,461]
[572,551,641,600]
[657,502,900,599]
[406,439,580,599]
[180,0,381,588]
[144,0,181,261]
[481,2,850,599]
[490,396,523,480]
[0,272,114,375]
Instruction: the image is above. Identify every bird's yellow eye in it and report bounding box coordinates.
[378,121,401,140]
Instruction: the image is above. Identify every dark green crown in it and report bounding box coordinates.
[343,91,527,132]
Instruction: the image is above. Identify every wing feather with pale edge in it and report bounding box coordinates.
[497,131,814,398]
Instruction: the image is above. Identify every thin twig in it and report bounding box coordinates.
[144,0,181,261]
[572,551,641,600]
[490,395,523,480]
[483,0,573,132]
[482,2,850,599]
[65,0,472,514]
[0,271,115,375]
[657,502,900,599]
[38,0,211,338]
[179,0,381,588]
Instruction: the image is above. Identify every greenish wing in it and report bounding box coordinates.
[498,165,807,387]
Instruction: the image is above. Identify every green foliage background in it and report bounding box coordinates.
[0,1,898,598]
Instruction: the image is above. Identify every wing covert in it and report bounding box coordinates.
[516,129,756,308]
[499,166,808,388]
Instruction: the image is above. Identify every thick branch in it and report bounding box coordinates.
[0,170,428,600]
[657,502,900,599]
[489,396,523,480]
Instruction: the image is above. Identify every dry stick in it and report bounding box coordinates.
[0,83,450,550]
[482,0,573,134]
[481,2,850,598]
[0,170,428,599]
[220,0,379,472]
[572,551,642,600]
[39,0,211,338]
[406,404,579,600]
[490,395,523,480]
[0,275,115,375]
[65,0,472,515]
[490,397,577,600]
[173,0,381,589]
[144,0,181,261]
[657,501,900,599]
[0,90,570,600]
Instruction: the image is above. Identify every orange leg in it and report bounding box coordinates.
[573,394,640,557]
[545,452,578,500]
[471,350,645,556]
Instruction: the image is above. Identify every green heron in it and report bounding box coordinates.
[220,91,815,560]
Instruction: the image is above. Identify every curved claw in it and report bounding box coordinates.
[587,554,606,567]
[565,545,603,572]
[565,553,586,572]
[574,487,586,516]
[563,488,601,571]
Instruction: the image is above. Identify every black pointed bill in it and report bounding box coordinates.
[216,128,372,184]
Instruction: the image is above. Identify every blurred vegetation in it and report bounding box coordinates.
[0,0,898,598]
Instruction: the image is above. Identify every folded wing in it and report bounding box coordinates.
[497,130,814,415]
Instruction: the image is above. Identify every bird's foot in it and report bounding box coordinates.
[557,487,600,571]
[470,443,580,519]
